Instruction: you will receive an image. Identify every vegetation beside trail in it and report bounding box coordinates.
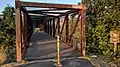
[83,0,120,58]
[82,0,120,66]
[0,5,15,65]
[0,0,120,66]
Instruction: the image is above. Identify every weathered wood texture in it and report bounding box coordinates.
[15,1,22,62]
[20,1,83,9]
[15,0,86,62]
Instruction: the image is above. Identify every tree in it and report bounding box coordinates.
[84,0,120,57]
[0,4,16,62]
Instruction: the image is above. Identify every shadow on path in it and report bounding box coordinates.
[17,31,94,67]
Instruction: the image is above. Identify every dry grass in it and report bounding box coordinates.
[0,45,7,65]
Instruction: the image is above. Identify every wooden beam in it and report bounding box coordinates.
[81,5,86,56]
[48,21,51,35]
[21,12,28,57]
[60,17,66,36]
[44,22,46,33]
[28,11,65,14]
[23,12,28,49]
[58,10,77,18]
[21,7,27,13]
[28,11,64,14]
[29,13,58,18]
[57,18,60,35]
[21,12,24,52]
[53,19,56,37]
[15,2,22,62]
[67,13,80,46]
[47,21,50,34]
[27,8,65,12]
[66,15,69,43]
[46,10,78,22]
[50,20,52,35]
[20,1,83,9]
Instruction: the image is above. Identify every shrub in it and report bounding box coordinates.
[0,4,15,63]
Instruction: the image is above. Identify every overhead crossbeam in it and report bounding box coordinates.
[19,1,83,9]
[28,11,65,14]
[27,8,69,12]
[21,7,27,13]
[15,0,86,62]
[29,13,58,18]
[45,10,78,22]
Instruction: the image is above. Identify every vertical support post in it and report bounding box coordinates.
[57,18,60,35]
[56,18,62,67]
[51,20,53,36]
[81,5,86,56]
[44,22,47,33]
[53,19,55,37]
[45,22,47,33]
[21,12,24,56]
[55,19,58,37]
[57,36,60,64]
[48,21,50,34]
[24,12,28,47]
[47,22,49,34]
[56,35,62,67]
[15,1,22,62]
[50,20,52,35]
[66,15,69,43]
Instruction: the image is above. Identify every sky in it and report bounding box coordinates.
[0,0,81,13]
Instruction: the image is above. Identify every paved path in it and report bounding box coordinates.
[25,31,73,60]
[17,31,94,67]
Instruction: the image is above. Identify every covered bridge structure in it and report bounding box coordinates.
[15,0,86,64]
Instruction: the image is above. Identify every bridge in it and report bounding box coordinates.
[15,0,92,67]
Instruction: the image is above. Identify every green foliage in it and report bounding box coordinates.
[85,0,120,57]
[0,4,15,62]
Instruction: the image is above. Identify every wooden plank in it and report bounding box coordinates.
[60,17,66,36]
[44,22,46,32]
[21,12,24,51]
[20,1,83,9]
[81,5,86,56]
[28,11,65,14]
[27,8,65,12]
[46,10,78,22]
[53,19,56,37]
[20,12,28,58]
[48,21,50,35]
[57,18,60,35]
[29,13,58,18]
[24,13,28,47]
[67,13,80,46]
[58,10,77,18]
[21,7,27,13]
[50,20,52,35]
[66,15,69,43]
[48,21,50,34]
[15,2,22,62]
